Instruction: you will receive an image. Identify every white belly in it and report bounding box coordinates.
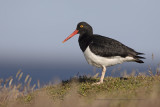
[83,46,134,68]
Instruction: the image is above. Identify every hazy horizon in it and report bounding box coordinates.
[0,0,160,84]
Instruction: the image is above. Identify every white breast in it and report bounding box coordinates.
[83,46,134,68]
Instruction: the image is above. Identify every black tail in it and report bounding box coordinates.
[135,55,145,59]
[137,52,145,55]
[135,59,144,63]
[134,53,145,63]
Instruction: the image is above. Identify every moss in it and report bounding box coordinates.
[1,74,160,107]
[43,75,160,100]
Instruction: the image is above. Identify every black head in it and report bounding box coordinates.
[76,22,93,35]
[62,22,93,43]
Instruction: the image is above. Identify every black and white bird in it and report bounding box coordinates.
[63,22,145,84]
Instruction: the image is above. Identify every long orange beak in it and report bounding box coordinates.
[62,30,79,43]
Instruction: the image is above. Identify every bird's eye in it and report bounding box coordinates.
[80,25,83,28]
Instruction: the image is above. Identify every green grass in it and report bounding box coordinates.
[1,71,160,107]
[45,75,158,99]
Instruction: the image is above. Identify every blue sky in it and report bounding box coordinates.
[0,0,160,82]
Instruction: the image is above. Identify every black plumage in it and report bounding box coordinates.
[63,21,145,84]
[89,35,145,63]
[78,22,145,63]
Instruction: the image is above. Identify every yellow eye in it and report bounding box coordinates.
[80,25,83,28]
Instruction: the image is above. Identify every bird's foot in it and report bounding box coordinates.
[92,81,103,85]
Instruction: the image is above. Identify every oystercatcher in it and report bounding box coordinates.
[63,22,144,84]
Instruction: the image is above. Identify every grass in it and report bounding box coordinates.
[1,69,160,107]
[0,54,160,107]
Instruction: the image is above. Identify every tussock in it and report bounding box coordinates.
[1,60,160,107]
[0,70,39,107]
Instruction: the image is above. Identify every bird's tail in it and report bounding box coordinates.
[134,53,145,63]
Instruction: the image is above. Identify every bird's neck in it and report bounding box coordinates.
[78,33,93,52]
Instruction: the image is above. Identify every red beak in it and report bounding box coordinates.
[62,30,79,43]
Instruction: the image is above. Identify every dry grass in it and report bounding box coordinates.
[1,62,160,107]
[0,70,38,106]
[4,76,160,107]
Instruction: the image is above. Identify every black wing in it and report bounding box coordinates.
[89,35,144,63]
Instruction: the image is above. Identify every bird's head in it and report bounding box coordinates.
[62,22,93,43]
